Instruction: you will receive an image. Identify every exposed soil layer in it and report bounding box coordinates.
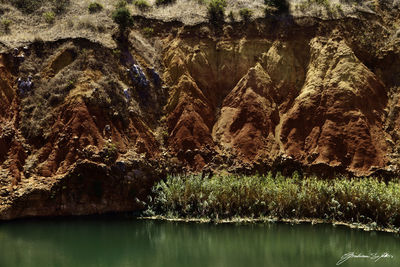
[0,12,400,219]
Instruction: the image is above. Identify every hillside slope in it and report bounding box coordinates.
[0,1,399,219]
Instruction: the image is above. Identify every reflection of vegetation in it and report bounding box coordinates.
[149,173,400,229]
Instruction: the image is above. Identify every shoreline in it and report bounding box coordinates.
[139,215,400,234]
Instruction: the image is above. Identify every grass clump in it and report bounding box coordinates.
[148,173,400,229]
[207,0,227,25]
[43,11,55,24]
[1,19,11,33]
[88,2,103,13]
[142,27,154,37]
[134,0,151,10]
[239,8,253,22]
[116,0,128,8]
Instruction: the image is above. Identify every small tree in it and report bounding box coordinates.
[207,0,227,25]
[112,6,134,32]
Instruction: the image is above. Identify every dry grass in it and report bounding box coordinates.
[0,0,387,50]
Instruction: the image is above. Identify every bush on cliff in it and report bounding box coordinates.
[112,6,134,31]
[207,0,227,25]
[264,0,289,14]
[239,8,253,22]
[88,2,103,13]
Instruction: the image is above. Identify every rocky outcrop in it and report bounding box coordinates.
[0,13,400,219]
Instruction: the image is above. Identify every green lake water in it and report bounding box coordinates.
[0,218,399,267]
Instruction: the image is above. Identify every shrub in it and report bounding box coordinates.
[264,0,289,14]
[112,6,134,30]
[51,0,70,14]
[239,8,253,22]
[88,2,103,13]
[101,142,118,164]
[207,0,227,25]
[13,0,42,13]
[43,11,55,24]
[155,0,176,5]
[134,0,150,10]
[1,19,11,33]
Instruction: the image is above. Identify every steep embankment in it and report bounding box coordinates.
[0,12,399,219]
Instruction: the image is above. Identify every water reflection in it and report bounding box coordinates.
[0,218,398,267]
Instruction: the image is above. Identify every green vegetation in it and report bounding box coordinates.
[148,173,400,229]
[102,142,118,164]
[228,11,235,22]
[134,0,151,10]
[116,0,128,8]
[43,11,56,24]
[207,0,227,25]
[239,8,253,22]
[112,6,134,31]
[155,0,176,5]
[142,27,154,37]
[88,2,103,13]
[1,19,11,33]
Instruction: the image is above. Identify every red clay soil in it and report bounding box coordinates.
[0,16,400,219]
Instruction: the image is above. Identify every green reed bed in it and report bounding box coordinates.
[146,173,400,229]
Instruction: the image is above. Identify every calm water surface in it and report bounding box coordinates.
[0,218,399,267]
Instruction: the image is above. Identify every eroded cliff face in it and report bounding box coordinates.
[0,13,400,219]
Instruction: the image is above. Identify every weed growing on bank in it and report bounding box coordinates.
[148,173,400,229]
